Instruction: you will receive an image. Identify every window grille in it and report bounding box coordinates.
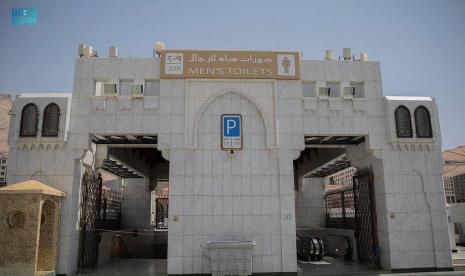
[19,103,39,137]
[395,105,412,138]
[155,198,169,229]
[414,106,433,138]
[42,103,60,137]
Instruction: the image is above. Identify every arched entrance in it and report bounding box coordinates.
[37,200,60,272]
[78,135,170,272]
[294,138,382,274]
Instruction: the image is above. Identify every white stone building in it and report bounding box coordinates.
[328,166,356,190]
[6,46,452,275]
[0,95,12,186]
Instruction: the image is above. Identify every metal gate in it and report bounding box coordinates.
[325,188,355,229]
[155,197,169,229]
[78,169,103,271]
[353,167,378,264]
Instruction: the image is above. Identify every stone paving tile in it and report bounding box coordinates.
[76,259,167,276]
[297,256,385,276]
[78,258,465,276]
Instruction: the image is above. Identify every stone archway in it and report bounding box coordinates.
[182,80,279,149]
[195,91,268,151]
[37,199,60,272]
[192,89,272,149]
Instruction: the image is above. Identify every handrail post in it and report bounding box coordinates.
[341,190,346,228]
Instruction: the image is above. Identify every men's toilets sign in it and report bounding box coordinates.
[160,50,300,80]
[221,114,242,150]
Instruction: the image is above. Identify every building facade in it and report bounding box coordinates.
[444,176,457,203]
[0,95,12,186]
[443,146,465,203]
[328,166,356,190]
[6,46,452,275]
[445,174,465,203]
[453,174,465,202]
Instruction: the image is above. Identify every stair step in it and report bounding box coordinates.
[453,258,465,265]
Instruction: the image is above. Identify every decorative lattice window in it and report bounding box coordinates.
[42,103,60,137]
[395,105,412,138]
[19,103,39,137]
[414,106,432,138]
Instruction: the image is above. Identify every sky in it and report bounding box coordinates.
[0,0,464,149]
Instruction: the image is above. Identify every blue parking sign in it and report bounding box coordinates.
[222,114,242,150]
[223,116,240,137]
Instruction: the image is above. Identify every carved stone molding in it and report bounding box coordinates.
[161,149,170,161]
[19,142,65,151]
[270,149,301,160]
[184,81,278,149]
[388,143,431,152]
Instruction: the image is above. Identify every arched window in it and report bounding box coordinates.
[395,105,412,138]
[414,106,433,138]
[19,103,39,137]
[42,103,60,137]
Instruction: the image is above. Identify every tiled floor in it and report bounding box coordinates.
[453,246,465,270]
[297,256,385,275]
[76,259,167,276]
[78,258,465,275]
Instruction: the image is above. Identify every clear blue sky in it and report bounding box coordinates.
[0,0,464,149]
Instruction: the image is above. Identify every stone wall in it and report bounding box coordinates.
[166,91,298,274]
[0,194,41,275]
[121,178,151,229]
[37,198,61,271]
[295,177,325,228]
[0,193,61,275]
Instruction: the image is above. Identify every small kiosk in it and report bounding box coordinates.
[0,180,65,276]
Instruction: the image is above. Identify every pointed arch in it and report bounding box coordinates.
[414,106,432,138]
[20,103,39,137]
[42,103,60,137]
[394,105,412,138]
[192,89,271,147]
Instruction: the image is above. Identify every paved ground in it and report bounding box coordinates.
[297,256,384,275]
[76,259,166,276]
[453,246,465,269]
[76,258,465,276]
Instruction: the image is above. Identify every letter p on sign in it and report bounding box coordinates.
[222,114,242,150]
[225,119,236,135]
